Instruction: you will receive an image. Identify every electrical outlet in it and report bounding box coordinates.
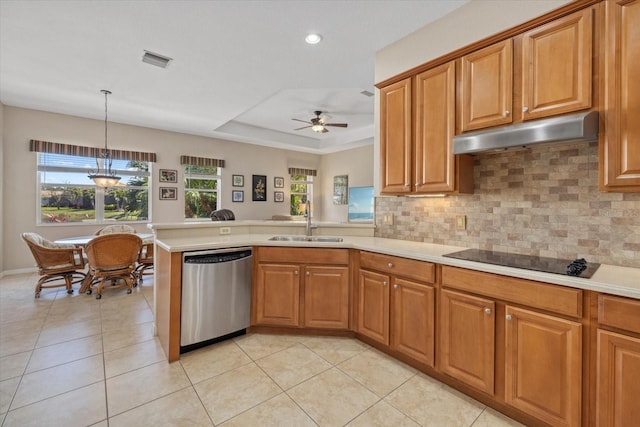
[219,227,231,235]
[455,215,466,231]
[383,213,395,225]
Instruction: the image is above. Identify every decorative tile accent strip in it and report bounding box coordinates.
[375,142,640,268]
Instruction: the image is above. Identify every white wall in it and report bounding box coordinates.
[319,144,374,223]
[373,0,572,194]
[0,102,4,275]
[2,106,326,272]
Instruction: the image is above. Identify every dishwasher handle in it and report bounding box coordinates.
[183,247,252,264]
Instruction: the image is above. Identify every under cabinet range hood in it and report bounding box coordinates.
[452,111,599,155]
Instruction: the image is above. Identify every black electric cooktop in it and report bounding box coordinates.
[443,249,600,278]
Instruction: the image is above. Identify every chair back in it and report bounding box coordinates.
[95,224,136,235]
[210,209,235,221]
[85,234,142,272]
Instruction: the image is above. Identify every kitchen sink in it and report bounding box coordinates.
[268,236,344,242]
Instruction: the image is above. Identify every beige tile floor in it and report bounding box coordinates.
[0,272,525,426]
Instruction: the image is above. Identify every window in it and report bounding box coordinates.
[38,152,150,224]
[184,164,221,219]
[290,173,313,216]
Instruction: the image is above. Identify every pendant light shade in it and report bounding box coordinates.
[88,90,121,187]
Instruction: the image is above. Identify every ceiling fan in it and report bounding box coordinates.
[293,110,348,133]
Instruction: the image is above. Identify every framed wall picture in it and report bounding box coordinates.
[160,187,177,200]
[252,174,267,201]
[232,190,244,202]
[274,191,284,202]
[159,169,177,183]
[333,174,348,205]
[348,186,374,223]
[232,174,244,187]
[274,176,284,188]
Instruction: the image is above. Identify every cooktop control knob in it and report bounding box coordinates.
[566,258,587,276]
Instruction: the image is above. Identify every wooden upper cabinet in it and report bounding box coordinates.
[505,306,582,427]
[521,8,593,120]
[459,39,513,132]
[600,0,640,191]
[414,62,458,193]
[380,78,412,194]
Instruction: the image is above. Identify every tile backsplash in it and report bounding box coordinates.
[375,141,640,268]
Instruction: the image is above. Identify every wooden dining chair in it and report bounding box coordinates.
[21,232,86,298]
[83,233,142,299]
[134,241,154,283]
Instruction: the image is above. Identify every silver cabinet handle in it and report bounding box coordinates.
[504,110,510,117]
[294,270,299,275]
[383,281,387,286]
[306,271,310,276]
[522,107,528,113]
[393,284,398,289]
[484,308,492,315]
[388,262,393,268]
[506,314,512,320]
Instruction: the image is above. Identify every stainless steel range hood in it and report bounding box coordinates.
[453,111,599,155]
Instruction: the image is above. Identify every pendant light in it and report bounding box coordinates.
[88,89,121,187]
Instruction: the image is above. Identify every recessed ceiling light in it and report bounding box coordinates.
[305,34,322,45]
[142,50,173,68]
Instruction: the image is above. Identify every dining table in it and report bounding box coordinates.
[54,233,154,246]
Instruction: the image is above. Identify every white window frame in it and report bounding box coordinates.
[290,174,313,216]
[183,165,222,220]
[37,154,151,225]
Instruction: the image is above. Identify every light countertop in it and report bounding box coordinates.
[155,233,640,300]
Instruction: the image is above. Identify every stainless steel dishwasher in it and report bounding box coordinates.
[180,247,252,353]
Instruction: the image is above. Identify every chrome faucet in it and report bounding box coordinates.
[305,199,315,236]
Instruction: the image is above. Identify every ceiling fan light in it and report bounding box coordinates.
[311,124,325,133]
[305,33,322,44]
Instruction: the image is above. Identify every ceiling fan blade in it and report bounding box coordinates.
[324,123,348,128]
[292,118,311,124]
[294,125,312,131]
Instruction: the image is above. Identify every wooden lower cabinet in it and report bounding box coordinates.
[303,266,349,329]
[440,289,495,395]
[391,278,435,366]
[357,269,390,344]
[253,247,350,330]
[596,329,640,426]
[505,306,582,427]
[254,263,300,327]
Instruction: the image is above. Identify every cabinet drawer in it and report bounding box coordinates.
[598,294,640,334]
[442,266,582,317]
[256,247,349,265]
[360,251,435,283]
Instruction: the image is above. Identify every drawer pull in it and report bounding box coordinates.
[484,308,492,315]
[506,314,513,321]
[383,281,387,286]
[294,270,299,275]
[393,284,398,289]
[306,271,310,276]
[388,262,393,268]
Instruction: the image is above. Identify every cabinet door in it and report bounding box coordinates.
[357,269,390,345]
[505,306,582,427]
[303,266,349,329]
[380,78,412,194]
[391,278,435,367]
[414,62,456,193]
[521,8,592,120]
[440,289,495,395]
[596,329,640,427]
[254,264,300,327]
[601,0,640,191]
[460,39,513,132]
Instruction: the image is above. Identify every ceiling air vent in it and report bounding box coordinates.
[360,90,374,97]
[142,50,173,68]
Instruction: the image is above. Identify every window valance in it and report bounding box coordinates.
[288,167,317,176]
[180,155,225,168]
[29,139,157,162]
